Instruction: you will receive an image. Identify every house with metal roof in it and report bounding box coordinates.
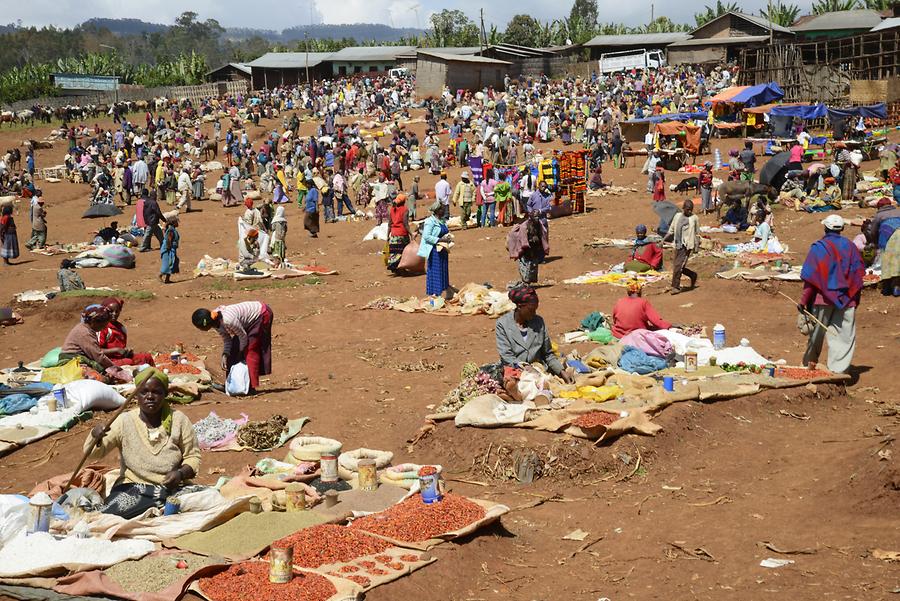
[326,46,418,76]
[791,9,884,40]
[394,47,481,73]
[582,32,690,60]
[668,12,794,65]
[206,63,252,84]
[415,51,511,98]
[246,52,335,88]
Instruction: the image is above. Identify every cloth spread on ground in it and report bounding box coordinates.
[193,255,337,279]
[563,270,668,287]
[365,283,515,318]
[73,245,135,269]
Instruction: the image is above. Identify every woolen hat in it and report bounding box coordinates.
[821,214,845,231]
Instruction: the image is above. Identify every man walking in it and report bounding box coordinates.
[139,189,165,252]
[435,171,452,217]
[669,199,699,295]
[799,215,865,373]
[452,172,476,228]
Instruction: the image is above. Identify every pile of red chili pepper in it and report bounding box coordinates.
[198,562,336,601]
[418,465,437,477]
[572,411,620,429]
[267,525,392,568]
[153,352,201,364]
[161,364,202,375]
[776,367,833,380]
[349,493,485,542]
[329,572,370,588]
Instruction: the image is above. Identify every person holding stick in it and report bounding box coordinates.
[84,367,200,518]
[798,215,865,373]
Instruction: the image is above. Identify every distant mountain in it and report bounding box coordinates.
[81,18,169,35]
[259,23,424,42]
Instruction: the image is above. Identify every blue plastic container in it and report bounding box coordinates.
[663,376,674,392]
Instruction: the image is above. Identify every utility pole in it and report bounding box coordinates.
[305,32,310,84]
[480,8,487,51]
[768,0,774,45]
[651,3,655,24]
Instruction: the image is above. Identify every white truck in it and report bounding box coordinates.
[598,49,666,74]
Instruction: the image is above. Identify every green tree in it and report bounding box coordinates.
[503,14,543,47]
[861,0,893,7]
[642,17,692,33]
[428,9,480,47]
[811,0,860,12]
[565,0,599,44]
[694,1,742,27]
[759,2,801,26]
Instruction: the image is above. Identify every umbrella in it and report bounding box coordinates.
[82,203,122,219]
[758,151,791,190]
[652,200,680,236]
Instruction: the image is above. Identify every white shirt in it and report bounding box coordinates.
[435,179,452,205]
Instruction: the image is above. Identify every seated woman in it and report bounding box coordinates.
[495,286,573,400]
[97,297,155,367]
[61,305,117,372]
[58,259,85,292]
[86,367,200,519]
[721,198,749,231]
[624,224,662,273]
[589,165,606,190]
[749,205,784,254]
[238,228,260,270]
[611,281,672,339]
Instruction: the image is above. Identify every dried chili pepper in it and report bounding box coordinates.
[268,525,391,568]
[349,493,486,542]
[198,562,336,601]
[399,554,421,562]
[572,411,620,429]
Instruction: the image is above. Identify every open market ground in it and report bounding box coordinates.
[0,112,898,600]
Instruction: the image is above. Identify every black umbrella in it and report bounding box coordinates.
[82,203,122,219]
[758,151,791,190]
[652,200,679,237]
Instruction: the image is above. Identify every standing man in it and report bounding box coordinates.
[25,193,47,250]
[434,171,452,217]
[139,189,165,252]
[527,181,553,233]
[799,215,865,373]
[409,175,420,221]
[669,199,699,295]
[584,112,597,147]
[176,166,192,212]
[131,155,149,198]
[452,171,476,228]
[739,141,756,182]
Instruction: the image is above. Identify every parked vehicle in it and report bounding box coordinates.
[598,49,666,74]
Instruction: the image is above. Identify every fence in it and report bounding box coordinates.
[739,28,900,103]
[2,80,249,112]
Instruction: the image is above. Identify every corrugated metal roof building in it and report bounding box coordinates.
[326,46,417,76]
[246,52,334,88]
[669,12,793,65]
[415,51,511,97]
[791,9,884,39]
[582,32,690,59]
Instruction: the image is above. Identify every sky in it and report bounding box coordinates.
[5,0,818,31]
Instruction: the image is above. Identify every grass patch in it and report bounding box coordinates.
[205,275,323,291]
[57,289,155,301]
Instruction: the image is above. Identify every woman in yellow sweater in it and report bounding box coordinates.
[86,367,200,519]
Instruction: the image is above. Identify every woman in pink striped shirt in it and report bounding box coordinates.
[192,301,273,392]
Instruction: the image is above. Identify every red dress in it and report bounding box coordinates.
[611,297,672,339]
[97,321,155,366]
[652,172,666,202]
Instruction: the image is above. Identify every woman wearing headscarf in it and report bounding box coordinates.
[417,201,451,297]
[387,193,411,273]
[0,205,19,265]
[221,164,242,207]
[239,198,270,263]
[495,286,573,400]
[159,212,180,284]
[303,178,320,238]
[611,281,672,339]
[272,164,290,204]
[97,297,155,366]
[192,301,273,392]
[86,367,200,519]
[238,228,260,270]
[515,211,548,285]
[61,305,116,370]
[624,224,662,273]
[269,206,288,267]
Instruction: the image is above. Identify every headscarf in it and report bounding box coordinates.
[244,198,254,210]
[82,304,111,323]
[429,200,442,214]
[271,206,287,224]
[133,367,173,434]
[101,297,123,313]
[626,280,643,295]
[508,285,538,307]
[246,228,259,239]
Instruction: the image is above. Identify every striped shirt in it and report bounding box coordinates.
[215,301,263,353]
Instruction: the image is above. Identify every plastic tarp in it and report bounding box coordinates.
[770,103,827,119]
[623,111,707,124]
[708,83,784,108]
[654,121,702,155]
[827,103,887,120]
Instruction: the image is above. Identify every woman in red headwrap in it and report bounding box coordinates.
[97,298,155,366]
[611,281,672,339]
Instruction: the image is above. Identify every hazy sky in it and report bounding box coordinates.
[5,0,818,30]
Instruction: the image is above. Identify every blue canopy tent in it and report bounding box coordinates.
[621,112,708,124]
[708,83,785,108]
[769,104,827,119]
[827,103,887,121]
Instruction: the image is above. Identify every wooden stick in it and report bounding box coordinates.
[776,291,828,330]
[62,393,133,494]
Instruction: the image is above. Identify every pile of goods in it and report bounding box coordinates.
[363,297,401,311]
[718,362,764,374]
[152,352,203,375]
[193,414,240,449]
[103,554,219,593]
[776,366,833,380]
[267,525,391,568]
[571,411,620,429]
[436,363,503,414]
[349,493,485,543]
[236,415,288,450]
[324,553,424,588]
[197,562,336,601]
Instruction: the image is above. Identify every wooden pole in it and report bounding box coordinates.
[61,394,133,494]
[776,291,828,330]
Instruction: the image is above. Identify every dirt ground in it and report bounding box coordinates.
[0,110,897,601]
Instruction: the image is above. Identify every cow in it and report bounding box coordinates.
[6,148,21,171]
[134,100,149,111]
[0,111,13,127]
[716,181,777,219]
[15,110,34,126]
[199,140,217,161]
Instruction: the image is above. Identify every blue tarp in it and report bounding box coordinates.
[827,103,888,121]
[623,111,707,124]
[729,83,784,107]
[769,104,827,119]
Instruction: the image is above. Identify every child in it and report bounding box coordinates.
[58,259,85,291]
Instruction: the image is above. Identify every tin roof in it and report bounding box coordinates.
[791,9,884,31]
[328,46,418,62]
[583,32,690,47]
[247,52,334,69]
[417,51,511,65]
